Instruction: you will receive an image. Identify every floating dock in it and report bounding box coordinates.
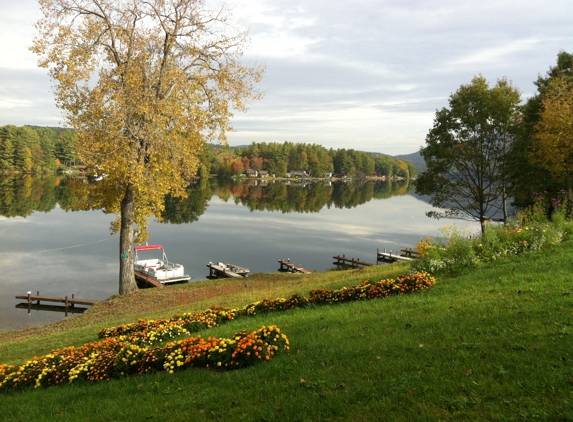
[15,292,98,316]
[399,248,421,258]
[278,259,311,274]
[207,262,250,278]
[15,291,99,306]
[333,255,374,268]
[376,248,415,263]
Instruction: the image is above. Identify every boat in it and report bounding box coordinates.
[134,245,190,285]
[207,262,250,278]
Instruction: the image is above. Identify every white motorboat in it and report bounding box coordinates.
[207,262,250,278]
[134,245,190,285]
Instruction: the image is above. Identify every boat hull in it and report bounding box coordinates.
[207,262,250,278]
[134,269,191,285]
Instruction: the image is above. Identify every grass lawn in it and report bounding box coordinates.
[1,242,573,421]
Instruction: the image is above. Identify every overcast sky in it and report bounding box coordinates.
[0,0,571,155]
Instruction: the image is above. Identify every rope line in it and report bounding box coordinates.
[5,236,115,255]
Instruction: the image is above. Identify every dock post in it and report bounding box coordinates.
[65,296,68,317]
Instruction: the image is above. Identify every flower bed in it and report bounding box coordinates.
[0,272,435,391]
[0,326,288,391]
[97,272,435,343]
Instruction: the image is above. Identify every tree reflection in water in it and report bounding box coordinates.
[160,178,414,223]
[0,175,414,221]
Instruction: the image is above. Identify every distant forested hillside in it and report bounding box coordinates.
[1,125,421,179]
[205,142,419,179]
[0,125,78,173]
[392,151,425,172]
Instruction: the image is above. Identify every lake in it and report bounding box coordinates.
[0,176,472,332]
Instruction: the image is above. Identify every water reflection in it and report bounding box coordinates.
[161,177,415,221]
[15,303,88,316]
[0,175,414,220]
[1,175,447,333]
[0,175,69,217]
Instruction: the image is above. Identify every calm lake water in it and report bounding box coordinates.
[0,176,473,333]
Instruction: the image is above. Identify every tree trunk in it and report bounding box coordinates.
[119,184,138,295]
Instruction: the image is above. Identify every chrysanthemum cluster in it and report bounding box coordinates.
[96,272,435,341]
[97,306,236,342]
[0,326,288,391]
[1,272,435,392]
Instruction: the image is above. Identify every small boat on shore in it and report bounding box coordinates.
[207,262,250,278]
[134,245,190,285]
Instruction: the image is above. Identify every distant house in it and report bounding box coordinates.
[288,170,308,178]
[259,170,269,178]
[244,169,258,177]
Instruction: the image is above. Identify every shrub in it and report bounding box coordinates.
[413,204,570,276]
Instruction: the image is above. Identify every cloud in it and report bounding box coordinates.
[0,68,61,126]
[1,0,572,154]
[0,0,42,69]
[447,38,544,68]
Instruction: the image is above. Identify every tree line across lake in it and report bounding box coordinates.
[0,125,77,173]
[0,127,419,181]
[201,142,419,180]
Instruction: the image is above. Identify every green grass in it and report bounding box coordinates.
[0,265,408,364]
[2,243,573,421]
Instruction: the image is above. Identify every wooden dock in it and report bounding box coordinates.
[15,291,99,306]
[134,272,165,288]
[15,291,98,316]
[278,259,311,274]
[333,255,374,268]
[207,262,249,278]
[400,248,421,258]
[377,248,415,263]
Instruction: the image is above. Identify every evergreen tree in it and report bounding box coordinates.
[0,126,16,171]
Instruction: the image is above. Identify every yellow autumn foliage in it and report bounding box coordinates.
[532,76,573,194]
[31,0,263,293]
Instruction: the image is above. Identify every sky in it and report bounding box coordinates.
[0,0,571,155]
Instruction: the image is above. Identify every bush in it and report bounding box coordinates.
[413,201,570,276]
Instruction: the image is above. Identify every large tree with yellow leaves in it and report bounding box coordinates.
[31,0,263,294]
[532,76,573,199]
